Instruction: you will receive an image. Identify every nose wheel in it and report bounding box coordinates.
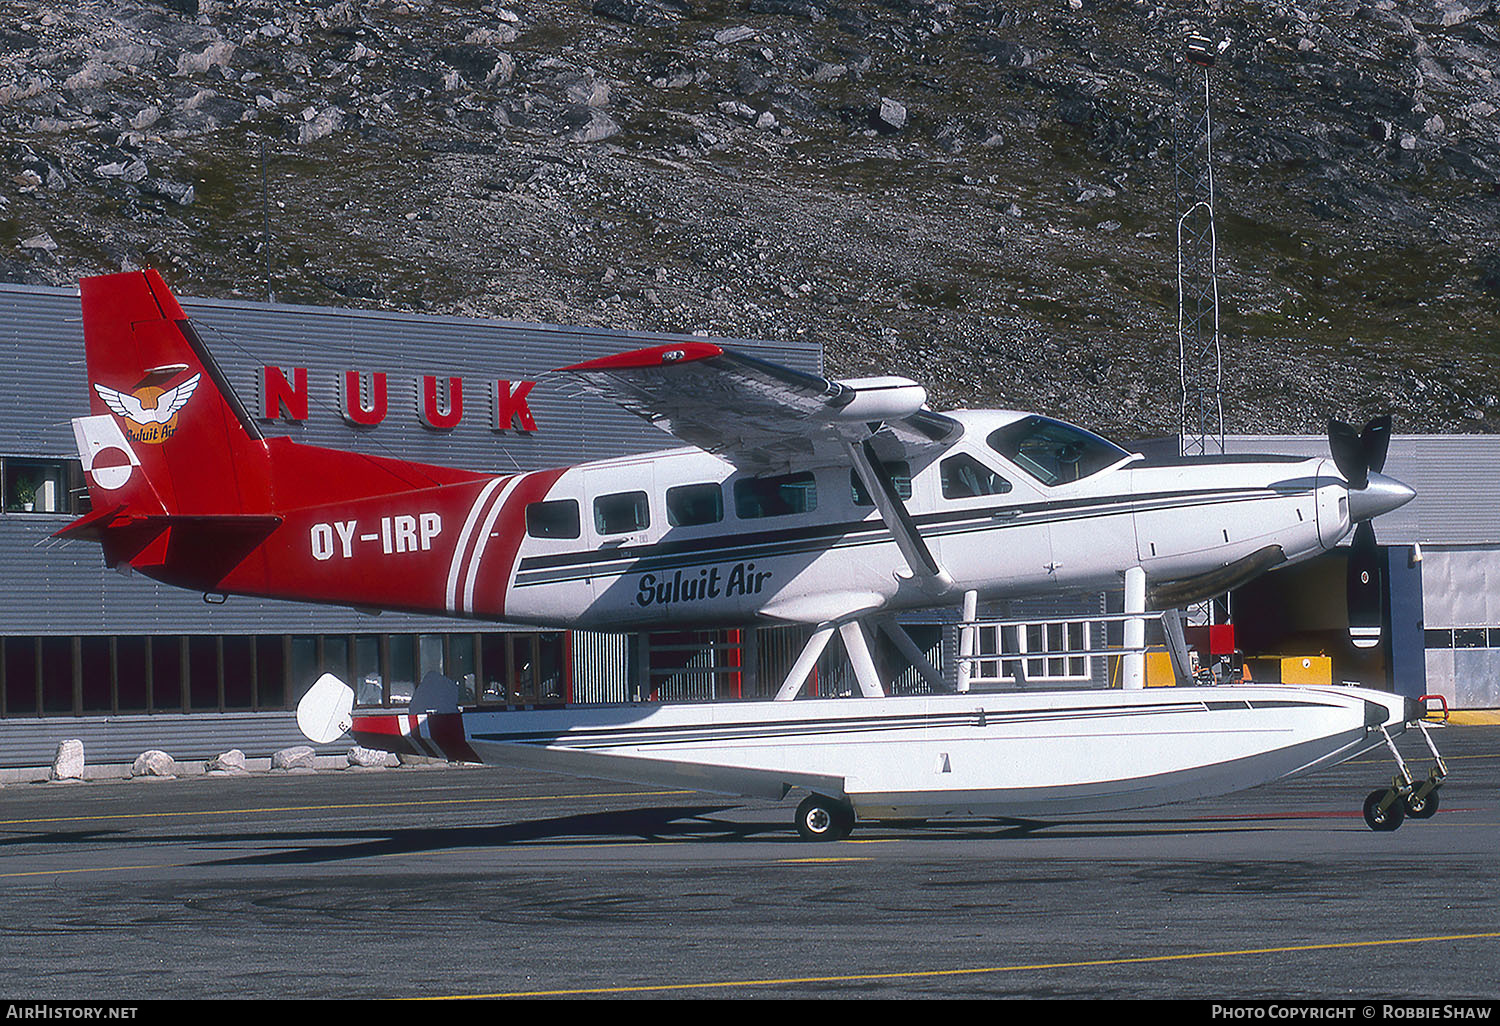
[1362,787,1405,832]
[1361,717,1448,832]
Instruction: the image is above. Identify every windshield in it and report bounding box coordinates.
[986,416,1129,486]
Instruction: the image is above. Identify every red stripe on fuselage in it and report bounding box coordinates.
[469,467,567,619]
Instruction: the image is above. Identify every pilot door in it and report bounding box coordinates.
[932,448,1057,596]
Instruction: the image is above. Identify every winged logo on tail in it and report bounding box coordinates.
[93,373,201,443]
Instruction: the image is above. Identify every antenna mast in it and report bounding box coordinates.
[1174,32,1225,458]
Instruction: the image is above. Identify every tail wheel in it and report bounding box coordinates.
[1362,788,1405,832]
[1405,788,1440,819]
[796,794,855,842]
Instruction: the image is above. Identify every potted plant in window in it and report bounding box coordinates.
[14,478,36,512]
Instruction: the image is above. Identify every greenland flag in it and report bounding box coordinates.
[71,414,141,491]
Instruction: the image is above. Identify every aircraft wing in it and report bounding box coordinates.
[558,342,961,473]
[558,343,959,589]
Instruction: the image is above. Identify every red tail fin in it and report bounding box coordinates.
[77,269,272,518]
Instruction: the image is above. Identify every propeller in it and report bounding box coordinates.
[1327,414,1390,490]
[1327,415,1408,650]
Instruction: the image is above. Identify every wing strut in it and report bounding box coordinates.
[845,439,954,593]
[839,621,886,699]
[775,624,836,701]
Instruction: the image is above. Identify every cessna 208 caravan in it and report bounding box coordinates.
[59,269,1445,838]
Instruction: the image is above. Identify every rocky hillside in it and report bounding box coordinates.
[4,0,1500,440]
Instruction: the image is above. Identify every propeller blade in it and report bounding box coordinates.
[1327,419,1368,490]
[1328,415,1394,491]
[1346,520,1383,649]
[1360,415,1392,476]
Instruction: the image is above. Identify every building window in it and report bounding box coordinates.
[223,636,255,709]
[39,637,73,713]
[2,458,86,514]
[3,638,39,715]
[116,636,151,712]
[0,629,574,719]
[477,632,566,706]
[1453,628,1488,649]
[967,621,1092,686]
[79,637,111,714]
[256,637,287,709]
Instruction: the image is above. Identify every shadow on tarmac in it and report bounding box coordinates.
[127,808,1275,868]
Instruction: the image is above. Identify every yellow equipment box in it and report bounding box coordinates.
[1146,651,1177,687]
[1280,655,1332,685]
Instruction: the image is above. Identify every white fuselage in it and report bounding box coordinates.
[499,410,1349,629]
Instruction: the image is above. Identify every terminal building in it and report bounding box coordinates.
[0,281,1494,768]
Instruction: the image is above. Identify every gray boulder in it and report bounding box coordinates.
[131,750,177,778]
[347,745,396,768]
[50,739,85,781]
[206,749,248,774]
[272,745,317,770]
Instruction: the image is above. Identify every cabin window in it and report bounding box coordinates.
[734,471,817,519]
[666,483,724,527]
[594,491,650,536]
[850,461,912,506]
[940,453,1012,499]
[525,499,580,539]
[986,415,1128,486]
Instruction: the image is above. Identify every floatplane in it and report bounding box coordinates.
[59,270,1447,838]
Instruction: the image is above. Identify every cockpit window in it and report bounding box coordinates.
[986,416,1128,486]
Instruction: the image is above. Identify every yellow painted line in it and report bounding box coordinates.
[0,789,694,828]
[425,931,1500,999]
[775,857,873,864]
[0,862,186,880]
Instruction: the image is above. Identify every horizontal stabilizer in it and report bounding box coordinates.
[55,509,283,580]
[54,509,283,542]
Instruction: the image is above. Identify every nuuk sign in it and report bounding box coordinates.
[257,366,539,432]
